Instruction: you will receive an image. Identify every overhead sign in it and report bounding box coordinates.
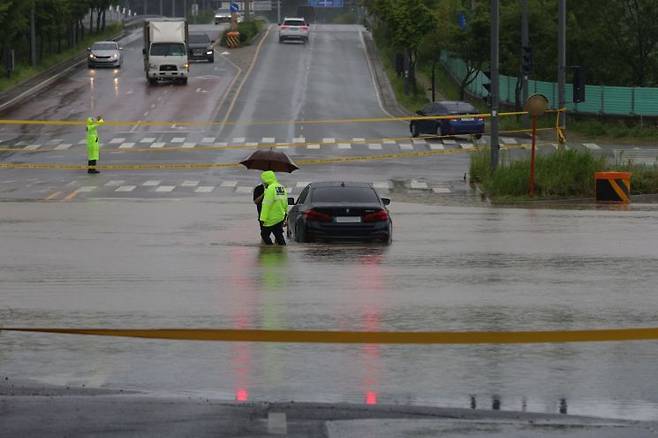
[230,2,240,13]
[253,1,272,11]
[308,0,344,7]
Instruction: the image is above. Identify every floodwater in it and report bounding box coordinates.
[2,198,658,420]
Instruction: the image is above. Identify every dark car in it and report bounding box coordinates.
[410,101,485,139]
[188,33,214,63]
[287,182,392,244]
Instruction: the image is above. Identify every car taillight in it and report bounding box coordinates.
[476,117,484,122]
[301,26,309,31]
[280,25,289,30]
[363,209,389,223]
[304,209,332,222]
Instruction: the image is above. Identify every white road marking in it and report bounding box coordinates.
[373,181,391,189]
[142,180,161,186]
[54,143,72,150]
[429,144,445,150]
[296,181,310,187]
[104,180,125,187]
[246,142,259,147]
[78,139,87,145]
[383,139,396,144]
[24,144,41,150]
[338,143,351,149]
[220,181,237,187]
[181,180,200,187]
[293,137,305,143]
[460,143,475,150]
[501,137,517,144]
[412,139,427,145]
[307,144,321,149]
[109,138,125,144]
[322,137,335,144]
[216,142,228,147]
[77,186,96,192]
[368,143,382,150]
[275,145,290,149]
[182,142,196,148]
[171,137,185,143]
[584,143,601,150]
[140,137,156,143]
[410,180,429,190]
[118,142,135,149]
[399,143,413,150]
[155,185,175,192]
[201,137,215,143]
[195,87,202,92]
[233,137,245,143]
[115,185,136,192]
[235,186,252,194]
[47,139,62,145]
[442,139,457,145]
[150,142,165,148]
[262,137,276,143]
[195,186,215,193]
[352,137,366,143]
[432,187,452,194]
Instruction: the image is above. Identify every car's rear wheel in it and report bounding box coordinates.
[295,223,309,243]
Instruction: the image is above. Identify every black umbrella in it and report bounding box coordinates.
[240,149,299,173]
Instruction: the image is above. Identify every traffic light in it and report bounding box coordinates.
[521,46,533,76]
[572,66,586,103]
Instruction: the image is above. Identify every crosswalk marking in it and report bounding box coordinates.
[182,142,196,148]
[368,143,382,150]
[104,180,125,187]
[109,138,125,144]
[235,186,252,193]
[383,139,396,144]
[322,138,335,144]
[181,180,200,187]
[399,143,413,150]
[201,137,215,143]
[119,142,135,149]
[442,139,457,145]
[216,142,228,147]
[584,143,601,150]
[429,144,445,150]
[142,180,161,186]
[352,137,366,143]
[220,181,237,187]
[337,143,351,149]
[373,181,391,189]
[54,143,72,150]
[78,139,87,145]
[245,142,259,147]
[410,180,428,190]
[307,144,320,149]
[432,187,451,194]
[171,137,185,143]
[47,139,63,145]
[412,139,427,145]
[195,186,215,193]
[115,185,136,192]
[293,137,305,144]
[140,137,156,143]
[262,137,275,143]
[150,142,165,148]
[77,186,96,192]
[233,137,245,143]
[24,144,41,150]
[501,137,517,144]
[155,185,175,192]
[275,145,289,149]
[460,143,475,150]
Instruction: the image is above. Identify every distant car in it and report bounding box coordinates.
[287,182,392,244]
[87,41,122,68]
[188,33,214,62]
[410,101,485,139]
[214,10,231,24]
[278,17,310,44]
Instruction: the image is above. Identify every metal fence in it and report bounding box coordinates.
[439,51,658,117]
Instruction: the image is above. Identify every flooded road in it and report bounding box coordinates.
[2,199,658,420]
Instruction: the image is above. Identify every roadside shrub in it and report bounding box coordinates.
[221,20,264,46]
[612,164,658,194]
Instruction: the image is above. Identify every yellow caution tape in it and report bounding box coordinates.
[2,326,658,344]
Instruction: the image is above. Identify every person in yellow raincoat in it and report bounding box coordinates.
[86,116,104,174]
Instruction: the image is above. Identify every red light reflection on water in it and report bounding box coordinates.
[365,391,378,405]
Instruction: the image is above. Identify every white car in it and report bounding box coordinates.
[278,18,310,44]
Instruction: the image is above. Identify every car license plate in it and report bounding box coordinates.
[335,217,361,223]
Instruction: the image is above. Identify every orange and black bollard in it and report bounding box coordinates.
[225,32,241,48]
[595,171,631,203]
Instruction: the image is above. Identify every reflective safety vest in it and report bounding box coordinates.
[259,170,288,227]
[86,117,104,160]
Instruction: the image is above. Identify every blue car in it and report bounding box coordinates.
[410,101,485,139]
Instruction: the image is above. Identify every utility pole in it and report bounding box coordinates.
[490,0,500,172]
[557,0,566,139]
[521,0,529,103]
[30,2,37,67]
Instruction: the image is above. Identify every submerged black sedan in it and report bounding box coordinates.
[287,182,392,244]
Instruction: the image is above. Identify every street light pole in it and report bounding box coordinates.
[490,0,500,172]
[557,0,566,142]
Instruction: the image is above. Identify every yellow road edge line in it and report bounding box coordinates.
[2,327,658,344]
[61,190,79,202]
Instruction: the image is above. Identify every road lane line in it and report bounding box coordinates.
[432,187,452,194]
[220,181,237,187]
[54,143,72,150]
[195,186,215,193]
[142,180,161,186]
[118,142,135,149]
[338,143,351,149]
[181,180,200,187]
[154,185,175,192]
[115,185,136,192]
[44,191,62,201]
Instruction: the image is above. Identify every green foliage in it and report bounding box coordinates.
[611,164,658,194]
[221,20,264,46]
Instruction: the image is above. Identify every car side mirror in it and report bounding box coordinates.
[382,198,391,206]
[288,197,296,206]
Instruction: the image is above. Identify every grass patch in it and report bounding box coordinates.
[0,24,122,94]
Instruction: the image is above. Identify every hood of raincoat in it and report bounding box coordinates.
[87,117,94,125]
[261,170,278,186]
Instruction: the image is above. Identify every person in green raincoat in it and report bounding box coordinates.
[86,116,104,174]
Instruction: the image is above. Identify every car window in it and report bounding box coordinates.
[311,187,379,203]
[297,186,310,204]
[92,43,117,50]
[283,20,305,26]
[189,34,210,44]
[150,43,186,56]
